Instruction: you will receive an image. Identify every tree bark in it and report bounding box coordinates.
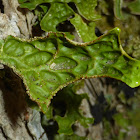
[0,0,48,139]
[0,1,119,139]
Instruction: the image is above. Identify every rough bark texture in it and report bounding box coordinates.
[1,0,35,39]
[75,78,118,140]
[0,0,119,140]
[0,66,48,140]
[0,0,48,139]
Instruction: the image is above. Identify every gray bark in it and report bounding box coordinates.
[0,1,118,140]
[0,0,48,139]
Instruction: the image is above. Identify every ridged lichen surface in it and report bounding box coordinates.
[0,28,140,112]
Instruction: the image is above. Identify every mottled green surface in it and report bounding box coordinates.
[75,0,100,21]
[54,85,93,134]
[18,0,99,38]
[40,3,74,32]
[41,83,93,135]
[70,14,97,42]
[0,28,140,112]
[18,0,81,10]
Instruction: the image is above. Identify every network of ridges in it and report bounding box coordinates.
[0,27,140,112]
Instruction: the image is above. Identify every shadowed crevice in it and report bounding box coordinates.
[0,66,27,125]
[0,0,4,13]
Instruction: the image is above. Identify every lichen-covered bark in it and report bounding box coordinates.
[0,0,48,139]
[0,90,32,140]
[1,0,136,140]
[0,66,48,140]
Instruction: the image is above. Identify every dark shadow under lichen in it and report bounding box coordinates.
[0,66,27,125]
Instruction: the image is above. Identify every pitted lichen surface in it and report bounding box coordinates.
[0,27,140,112]
[18,0,99,42]
[40,3,74,32]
